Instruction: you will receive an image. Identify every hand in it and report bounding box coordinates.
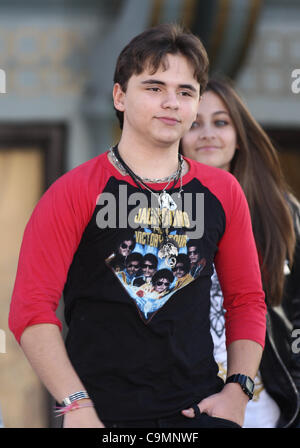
[181,383,249,427]
[63,403,105,428]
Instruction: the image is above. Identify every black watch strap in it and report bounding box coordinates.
[225,374,255,400]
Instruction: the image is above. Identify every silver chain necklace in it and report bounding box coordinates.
[109,146,182,184]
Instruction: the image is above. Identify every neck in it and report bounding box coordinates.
[117,134,180,180]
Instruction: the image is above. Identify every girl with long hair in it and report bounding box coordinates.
[181,78,300,428]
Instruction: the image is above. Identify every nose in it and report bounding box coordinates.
[161,91,179,109]
[197,123,216,140]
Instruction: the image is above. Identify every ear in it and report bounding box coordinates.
[113,83,125,112]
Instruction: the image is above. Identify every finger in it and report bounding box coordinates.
[181,404,201,419]
[181,408,194,418]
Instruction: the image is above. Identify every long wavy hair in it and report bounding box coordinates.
[190,78,296,306]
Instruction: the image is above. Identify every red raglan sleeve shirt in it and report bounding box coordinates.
[8,153,266,420]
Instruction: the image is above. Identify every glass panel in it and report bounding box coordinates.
[0,148,48,428]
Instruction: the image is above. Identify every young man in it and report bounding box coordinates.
[9,24,266,428]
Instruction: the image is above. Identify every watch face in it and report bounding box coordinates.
[245,377,254,393]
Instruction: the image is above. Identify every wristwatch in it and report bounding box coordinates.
[225,374,255,400]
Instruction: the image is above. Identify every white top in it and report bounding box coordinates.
[210,268,280,428]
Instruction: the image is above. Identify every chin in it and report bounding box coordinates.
[195,155,220,168]
[154,138,180,148]
[153,129,182,144]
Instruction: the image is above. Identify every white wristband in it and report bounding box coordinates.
[62,390,90,407]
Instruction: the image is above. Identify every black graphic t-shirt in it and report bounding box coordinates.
[9,151,266,421]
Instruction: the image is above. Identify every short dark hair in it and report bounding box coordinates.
[143,253,158,268]
[152,268,174,285]
[173,253,190,273]
[187,239,201,251]
[125,252,143,267]
[113,23,209,128]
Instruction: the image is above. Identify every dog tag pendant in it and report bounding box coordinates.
[158,238,178,268]
[158,191,177,211]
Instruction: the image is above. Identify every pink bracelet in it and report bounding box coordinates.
[54,400,94,417]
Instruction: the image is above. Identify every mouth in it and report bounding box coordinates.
[196,146,220,152]
[156,116,180,126]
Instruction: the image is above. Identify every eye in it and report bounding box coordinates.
[179,91,192,97]
[147,87,160,92]
[215,120,228,127]
[190,121,200,129]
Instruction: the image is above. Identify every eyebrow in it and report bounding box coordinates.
[196,110,229,117]
[141,79,198,93]
[212,110,230,116]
